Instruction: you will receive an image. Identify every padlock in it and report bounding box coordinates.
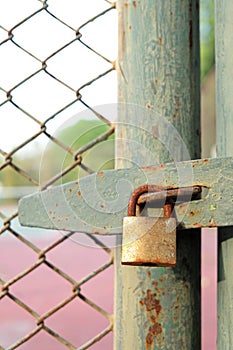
[121,186,176,267]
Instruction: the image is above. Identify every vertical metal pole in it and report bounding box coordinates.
[115,1,200,349]
[216,0,233,348]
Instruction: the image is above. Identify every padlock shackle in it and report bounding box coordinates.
[127,184,173,217]
[164,202,173,218]
[127,185,201,217]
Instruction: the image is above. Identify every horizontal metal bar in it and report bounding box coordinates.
[18,156,233,234]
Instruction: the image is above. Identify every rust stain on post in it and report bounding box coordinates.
[158,37,163,45]
[140,289,163,348]
[173,109,179,119]
[146,323,163,347]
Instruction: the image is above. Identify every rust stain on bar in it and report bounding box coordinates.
[97,171,105,177]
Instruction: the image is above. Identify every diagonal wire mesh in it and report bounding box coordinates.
[0,1,117,349]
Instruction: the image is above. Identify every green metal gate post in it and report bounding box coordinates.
[115,1,200,349]
[216,0,233,348]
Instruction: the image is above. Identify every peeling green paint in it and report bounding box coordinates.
[19,157,233,234]
[210,204,216,211]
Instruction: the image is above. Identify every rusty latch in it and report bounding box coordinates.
[18,156,233,234]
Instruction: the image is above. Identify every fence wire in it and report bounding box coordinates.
[0,1,116,349]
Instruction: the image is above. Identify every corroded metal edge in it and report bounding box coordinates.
[18,156,233,234]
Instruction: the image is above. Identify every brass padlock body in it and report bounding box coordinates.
[121,185,176,267]
[122,216,176,266]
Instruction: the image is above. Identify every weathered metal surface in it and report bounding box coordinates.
[138,186,201,205]
[127,184,201,216]
[19,156,233,234]
[122,185,176,266]
[121,217,176,266]
[216,0,233,348]
[115,0,200,349]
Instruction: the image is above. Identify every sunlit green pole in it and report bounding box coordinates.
[216,0,233,348]
[115,1,200,349]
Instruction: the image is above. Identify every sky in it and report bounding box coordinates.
[0,0,117,153]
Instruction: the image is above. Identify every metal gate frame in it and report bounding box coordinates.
[115,1,200,348]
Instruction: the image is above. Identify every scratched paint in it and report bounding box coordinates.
[19,156,233,234]
[216,0,233,348]
[115,0,200,349]
[140,288,163,348]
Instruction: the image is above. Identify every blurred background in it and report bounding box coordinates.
[0,0,216,349]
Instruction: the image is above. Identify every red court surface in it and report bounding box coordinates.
[0,224,216,349]
[0,228,114,350]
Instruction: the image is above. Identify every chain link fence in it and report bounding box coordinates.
[0,1,117,349]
